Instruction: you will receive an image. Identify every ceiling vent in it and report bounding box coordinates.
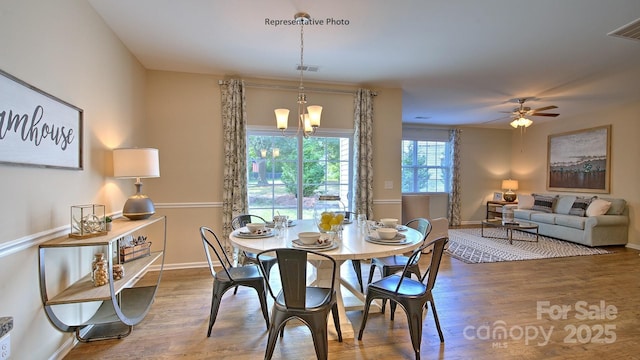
[608,18,640,42]
[296,65,319,72]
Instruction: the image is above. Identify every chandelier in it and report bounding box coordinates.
[274,12,322,138]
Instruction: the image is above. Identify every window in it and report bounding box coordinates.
[401,139,451,193]
[247,130,352,220]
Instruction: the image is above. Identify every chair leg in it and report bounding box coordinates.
[357,294,374,340]
[367,264,376,285]
[256,286,271,329]
[309,316,329,360]
[404,300,425,360]
[351,260,364,292]
[331,303,343,342]
[428,296,445,342]
[207,287,224,337]
[264,311,287,360]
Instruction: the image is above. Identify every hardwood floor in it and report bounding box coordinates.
[65,245,640,360]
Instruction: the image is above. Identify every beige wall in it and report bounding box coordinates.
[145,72,404,266]
[0,0,146,358]
[511,101,640,247]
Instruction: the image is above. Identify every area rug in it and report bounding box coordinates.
[445,227,612,264]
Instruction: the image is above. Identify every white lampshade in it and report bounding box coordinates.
[113,148,160,178]
[275,108,289,130]
[502,179,519,191]
[302,113,313,133]
[307,105,322,127]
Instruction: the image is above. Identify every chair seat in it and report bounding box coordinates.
[215,264,263,282]
[369,275,427,297]
[275,287,332,310]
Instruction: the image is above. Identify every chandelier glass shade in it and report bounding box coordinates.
[274,12,322,138]
[510,117,533,128]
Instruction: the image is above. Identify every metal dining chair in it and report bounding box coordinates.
[358,236,448,360]
[257,248,342,360]
[200,226,270,337]
[231,214,278,292]
[366,218,432,312]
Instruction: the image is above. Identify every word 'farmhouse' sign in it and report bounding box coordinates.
[0,69,83,169]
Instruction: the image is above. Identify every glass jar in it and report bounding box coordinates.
[314,195,345,233]
[113,264,125,281]
[93,260,109,287]
[91,253,105,281]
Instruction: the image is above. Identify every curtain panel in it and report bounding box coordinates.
[220,79,249,250]
[353,89,375,220]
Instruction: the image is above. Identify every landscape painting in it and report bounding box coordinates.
[547,125,610,193]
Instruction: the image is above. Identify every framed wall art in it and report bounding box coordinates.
[0,69,83,169]
[547,125,610,193]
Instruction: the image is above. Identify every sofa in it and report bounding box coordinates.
[513,194,628,247]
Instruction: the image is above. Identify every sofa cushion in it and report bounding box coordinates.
[568,196,594,217]
[514,209,534,220]
[554,195,576,215]
[602,198,626,215]
[517,194,535,209]
[586,199,612,216]
[531,212,556,225]
[554,214,587,230]
[531,194,556,213]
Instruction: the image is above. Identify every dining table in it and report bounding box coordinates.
[228,218,424,339]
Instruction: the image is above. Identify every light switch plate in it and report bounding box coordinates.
[0,333,10,360]
[384,180,393,189]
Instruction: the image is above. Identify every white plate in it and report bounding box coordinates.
[292,239,333,249]
[367,233,406,242]
[235,230,275,238]
[292,241,339,251]
[365,237,412,246]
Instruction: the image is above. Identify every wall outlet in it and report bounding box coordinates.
[0,333,10,360]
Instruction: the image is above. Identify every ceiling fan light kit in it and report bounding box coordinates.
[507,98,559,129]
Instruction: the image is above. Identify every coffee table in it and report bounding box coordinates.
[481,219,539,244]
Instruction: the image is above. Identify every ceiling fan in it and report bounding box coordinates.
[503,98,559,128]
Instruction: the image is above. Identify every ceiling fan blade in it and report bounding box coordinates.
[530,113,559,117]
[532,105,558,112]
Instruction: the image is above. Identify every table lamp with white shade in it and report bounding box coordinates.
[113,148,160,220]
[501,179,518,202]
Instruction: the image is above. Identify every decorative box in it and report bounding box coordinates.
[69,204,107,239]
[120,242,152,263]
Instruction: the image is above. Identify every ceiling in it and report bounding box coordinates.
[88,0,640,128]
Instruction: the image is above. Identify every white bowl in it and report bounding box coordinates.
[246,223,265,233]
[298,231,321,245]
[377,228,398,240]
[380,218,398,228]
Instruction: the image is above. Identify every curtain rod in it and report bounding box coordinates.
[219,80,377,96]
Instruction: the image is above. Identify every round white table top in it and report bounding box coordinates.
[229,219,424,261]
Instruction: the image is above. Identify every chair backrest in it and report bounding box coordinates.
[393,237,448,294]
[404,218,432,241]
[231,214,266,230]
[200,226,234,280]
[257,248,337,310]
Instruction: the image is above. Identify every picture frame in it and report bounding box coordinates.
[547,125,610,193]
[493,192,503,201]
[0,69,83,169]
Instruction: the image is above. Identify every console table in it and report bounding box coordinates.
[38,216,166,342]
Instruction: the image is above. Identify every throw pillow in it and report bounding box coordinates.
[568,196,594,217]
[554,195,577,214]
[531,194,557,213]
[517,194,535,209]
[586,199,612,216]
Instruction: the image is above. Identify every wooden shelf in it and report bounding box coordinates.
[486,201,517,220]
[46,251,163,305]
[38,216,166,341]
